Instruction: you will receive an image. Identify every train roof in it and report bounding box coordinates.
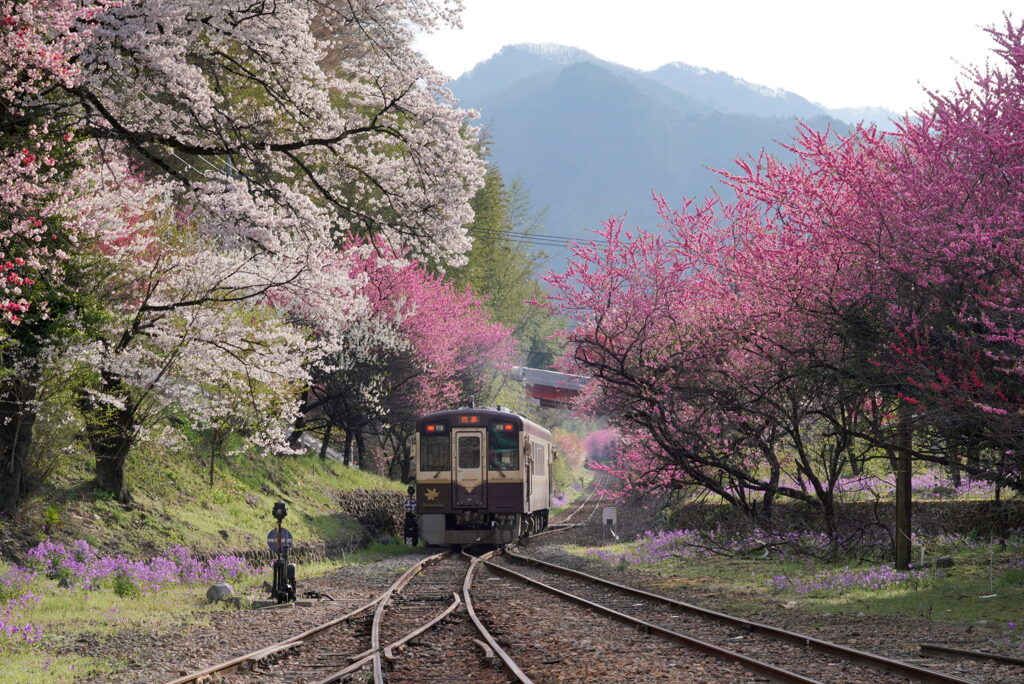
[417,407,552,441]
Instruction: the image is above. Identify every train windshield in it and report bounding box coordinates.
[487,424,519,470]
[457,435,480,468]
[420,433,450,471]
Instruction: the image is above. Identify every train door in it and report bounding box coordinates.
[453,429,486,507]
[525,439,533,504]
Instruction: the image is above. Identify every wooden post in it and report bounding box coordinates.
[895,402,913,570]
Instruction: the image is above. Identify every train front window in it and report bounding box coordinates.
[488,424,519,470]
[458,435,481,468]
[420,434,450,471]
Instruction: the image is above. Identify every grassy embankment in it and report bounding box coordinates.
[0,539,409,684]
[7,437,407,558]
[0,440,412,684]
[548,458,594,518]
[565,498,1024,646]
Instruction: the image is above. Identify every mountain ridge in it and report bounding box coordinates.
[449,44,896,270]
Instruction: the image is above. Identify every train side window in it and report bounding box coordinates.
[535,443,547,475]
[420,434,450,471]
[458,435,481,468]
[487,424,519,470]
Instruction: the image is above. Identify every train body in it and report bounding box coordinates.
[414,407,553,545]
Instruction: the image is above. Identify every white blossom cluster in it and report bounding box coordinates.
[3,0,485,461]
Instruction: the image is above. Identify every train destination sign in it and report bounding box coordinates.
[266,527,294,552]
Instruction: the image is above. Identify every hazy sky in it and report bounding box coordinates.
[415,1,1014,113]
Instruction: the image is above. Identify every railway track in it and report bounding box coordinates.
[162,552,441,684]
[159,477,1019,683]
[475,548,982,684]
[165,550,533,684]
[162,477,610,684]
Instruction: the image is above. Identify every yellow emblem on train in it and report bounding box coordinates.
[424,488,440,502]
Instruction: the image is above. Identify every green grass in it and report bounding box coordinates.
[1,539,420,684]
[12,446,405,560]
[549,467,594,518]
[564,539,1024,629]
[0,579,239,684]
[1,652,102,684]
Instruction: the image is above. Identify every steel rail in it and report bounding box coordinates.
[461,549,535,684]
[920,643,1024,667]
[553,471,606,524]
[525,472,608,543]
[479,556,820,684]
[313,591,461,684]
[502,550,979,684]
[162,599,379,684]
[163,551,446,684]
[383,592,461,660]
[370,551,450,684]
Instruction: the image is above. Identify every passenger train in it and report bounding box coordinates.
[414,406,553,545]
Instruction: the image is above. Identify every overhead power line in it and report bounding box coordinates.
[470,226,608,249]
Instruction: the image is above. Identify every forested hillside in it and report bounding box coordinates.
[449,44,900,268]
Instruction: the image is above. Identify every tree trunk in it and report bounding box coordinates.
[319,422,333,460]
[355,430,368,471]
[0,374,39,515]
[948,447,962,488]
[399,441,412,483]
[209,428,226,487]
[81,371,135,504]
[894,402,913,570]
[850,451,864,476]
[342,429,353,466]
[288,389,309,450]
[94,448,131,503]
[759,448,780,525]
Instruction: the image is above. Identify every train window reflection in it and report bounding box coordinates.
[458,435,480,469]
[488,424,519,470]
[420,434,450,471]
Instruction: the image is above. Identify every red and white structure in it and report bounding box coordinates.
[510,366,589,409]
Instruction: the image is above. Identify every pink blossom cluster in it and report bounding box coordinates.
[310,240,515,427]
[546,17,1024,508]
[0,0,103,326]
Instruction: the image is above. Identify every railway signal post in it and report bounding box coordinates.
[403,485,419,546]
[268,501,297,604]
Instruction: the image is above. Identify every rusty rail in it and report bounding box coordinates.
[502,550,979,684]
[369,551,450,684]
[461,549,535,684]
[164,551,447,684]
[480,556,819,683]
[920,643,1024,667]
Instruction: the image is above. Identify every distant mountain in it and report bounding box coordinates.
[449,44,894,270]
[824,105,901,129]
[646,62,826,119]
